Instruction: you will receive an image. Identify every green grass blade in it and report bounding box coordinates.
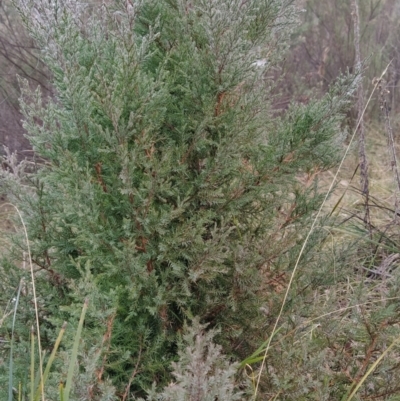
[59,382,65,401]
[64,298,89,401]
[32,353,45,401]
[240,327,283,368]
[34,322,67,401]
[8,280,23,401]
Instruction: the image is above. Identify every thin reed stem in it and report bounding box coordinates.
[6,203,45,401]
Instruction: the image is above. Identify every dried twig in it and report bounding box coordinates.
[352,0,370,229]
[377,74,400,219]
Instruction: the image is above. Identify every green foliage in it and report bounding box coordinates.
[141,319,247,401]
[1,0,359,398]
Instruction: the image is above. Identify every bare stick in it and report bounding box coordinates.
[352,0,370,229]
[378,73,400,219]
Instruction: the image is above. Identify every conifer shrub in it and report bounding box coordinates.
[142,319,247,401]
[1,0,359,397]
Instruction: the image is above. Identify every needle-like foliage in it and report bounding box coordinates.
[1,0,358,397]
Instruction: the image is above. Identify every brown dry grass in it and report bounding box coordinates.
[321,119,400,224]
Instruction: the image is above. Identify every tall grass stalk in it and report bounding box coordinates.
[61,298,89,401]
[6,203,44,400]
[8,279,23,401]
[30,326,34,401]
[9,303,86,400]
[33,322,67,401]
[252,63,392,399]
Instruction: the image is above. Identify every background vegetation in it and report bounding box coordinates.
[1,0,400,400]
